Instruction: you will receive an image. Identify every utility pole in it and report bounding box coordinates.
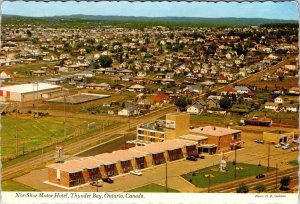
[165,160,168,193]
[63,90,66,141]
[275,163,278,191]
[208,175,211,193]
[15,127,18,155]
[234,146,237,180]
[267,143,270,172]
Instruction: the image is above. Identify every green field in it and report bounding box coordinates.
[1,115,115,158]
[182,162,274,188]
[191,114,240,126]
[249,110,298,126]
[2,180,37,191]
[288,160,298,166]
[127,183,178,193]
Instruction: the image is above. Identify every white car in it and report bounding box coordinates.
[274,144,281,148]
[130,170,143,176]
[281,146,289,150]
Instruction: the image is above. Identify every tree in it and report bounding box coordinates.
[219,97,231,109]
[175,96,188,111]
[99,56,113,67]
[254,184,266,193]
[236,183,249,193]
[96,43,103,51]
[26,30,32,37]
[280,176,291,190]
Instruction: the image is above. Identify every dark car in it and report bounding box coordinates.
[102,177,114,184]
[186,156,197,161]
[255,139,264,144]
[255,174,265,179]
[193,154,205,159]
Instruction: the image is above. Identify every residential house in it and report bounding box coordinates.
[118,104,140,116]
[234,86,250,94]
[265,102,279,111]
[128,84,145,92]
[187,103,205,115]
[274,97,284,104]
[0,70,12,82]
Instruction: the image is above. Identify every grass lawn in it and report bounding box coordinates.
[1,115,118,158]
[2,180,37,191]
[248,110,298,127]
[288,160,298,166]
[191,114,241,126]
[182,162,274,188]
[127,183,179,193]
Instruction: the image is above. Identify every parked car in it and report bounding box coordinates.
[90,180,103,187]
[255,173,265,179]
[102,177,113,184]
[281,145,289,150]
[291,147,299,152]
[255,139,264,144]
[274,144,281,148]
[186,156,197,161]
[292,139,299,144]
[130,170,143,176]
[280,142,286,146]
[193,154,205,159]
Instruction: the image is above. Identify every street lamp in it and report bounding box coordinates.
[205,174,214,193]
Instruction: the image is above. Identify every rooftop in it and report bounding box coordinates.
[267,130,291,134]
[190,126,241,137]
[0,83,61,94]
[179,134,208,141]
[139,120,166,132]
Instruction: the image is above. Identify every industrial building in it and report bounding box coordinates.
[263,130,295,144]
[0,83,64,102]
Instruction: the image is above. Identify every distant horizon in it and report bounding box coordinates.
[2,2,298,20]
[2,13,299,21]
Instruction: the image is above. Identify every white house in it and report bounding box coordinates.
[0,70,12,82]
[274,97,284,104]
[234,86,250,94]
[118,104,140,116]
[284,104,298,112]
[265,102,278,111]
[128,84,145,92]
[187,104,204,115]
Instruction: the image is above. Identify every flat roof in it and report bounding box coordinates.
[0,83,61,94]
[130,139,197,154]
[180,134,208,141]
[47,139,197,172]
[46,157,103,173]
[190,126,241,137]
[92,150,147,164]
[267,130,291,134]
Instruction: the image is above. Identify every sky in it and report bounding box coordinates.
[1,1,298,20]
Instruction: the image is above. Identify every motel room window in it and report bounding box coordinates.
[150,138,155,142]
[150,132,155,136]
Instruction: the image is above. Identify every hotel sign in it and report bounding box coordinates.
[166,120,176,129]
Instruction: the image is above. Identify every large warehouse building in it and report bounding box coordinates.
[0,83,64,102]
